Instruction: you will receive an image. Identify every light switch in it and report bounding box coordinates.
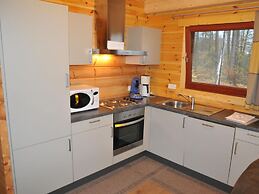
[168,83,177,90]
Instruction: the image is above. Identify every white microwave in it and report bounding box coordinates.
[70,85,99,113]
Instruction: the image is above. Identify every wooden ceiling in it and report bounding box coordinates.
[144,0,259,14]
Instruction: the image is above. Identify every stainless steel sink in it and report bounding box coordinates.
[161,100,223,116]
[162,100,190,109]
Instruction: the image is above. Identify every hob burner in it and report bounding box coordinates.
[100,97,143,110]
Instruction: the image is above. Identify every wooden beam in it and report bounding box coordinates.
[144,0,259,14]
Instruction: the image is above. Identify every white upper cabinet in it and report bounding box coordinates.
[0,0,71,150]
[149,108,185,165]
[69,12,93,65]
[228,128,259,186]
[184,117,235,183]
[126,26,161,65]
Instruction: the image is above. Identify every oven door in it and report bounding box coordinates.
[113,116,144,156]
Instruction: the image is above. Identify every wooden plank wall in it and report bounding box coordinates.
[0,67,14,194]
[0,1,258,193]
[144,8,259,115]
[70,57,148,99]
[46,0,259,114]
[68,0,149,99]
[46,0,150,99]
[144,0,259,14]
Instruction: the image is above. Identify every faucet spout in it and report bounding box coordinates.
[178,94,195,110]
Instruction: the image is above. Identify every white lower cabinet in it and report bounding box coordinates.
[184,117,235,183]
[13,137,73,194]
[149,108,185,165]
[228,128,259,186]
[72,115,113,181]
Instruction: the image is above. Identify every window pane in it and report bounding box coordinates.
[192,29,254,88]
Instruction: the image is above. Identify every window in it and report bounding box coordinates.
[185,22,254,97]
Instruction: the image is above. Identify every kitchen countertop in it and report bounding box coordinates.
[71,96,259,132]
[71,96,167,123]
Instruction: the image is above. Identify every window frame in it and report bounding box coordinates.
[185,21,254,97]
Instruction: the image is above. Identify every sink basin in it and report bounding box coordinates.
[162,100,190,109]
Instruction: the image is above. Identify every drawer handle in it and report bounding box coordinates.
[202,123,214,128]
[247,133,259,139]
[89,119,101,124]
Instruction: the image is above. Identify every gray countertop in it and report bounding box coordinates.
[71,96,259,133]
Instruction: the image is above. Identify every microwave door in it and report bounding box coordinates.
[70,93,91,110]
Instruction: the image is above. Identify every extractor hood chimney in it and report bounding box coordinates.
[92,0,147,56]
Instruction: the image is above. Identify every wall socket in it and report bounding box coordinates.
[128,85,131,92]
[168,83,177,90]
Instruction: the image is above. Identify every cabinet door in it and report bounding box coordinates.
[0,0,71,149]
[72,125,113,181]
[184,117,235,183]
[13,137,73,194]
[126,27,161,65]
[149,108,185,165]
[69,12,93,65]
[142,27,161,64]
[228,140,259,186]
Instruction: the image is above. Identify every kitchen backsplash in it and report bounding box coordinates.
[69,56,150,99]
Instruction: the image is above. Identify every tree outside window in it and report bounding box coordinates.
[185,22,254,97]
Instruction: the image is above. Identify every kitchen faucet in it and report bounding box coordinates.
[178,93,195,110]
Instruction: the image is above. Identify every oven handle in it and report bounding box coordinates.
[114,117,144,128]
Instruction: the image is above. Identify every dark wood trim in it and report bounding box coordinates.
[187,82,247,97]
[186,22,254,32]
[185,21,254,98]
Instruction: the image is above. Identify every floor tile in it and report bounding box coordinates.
[152,167,227,194]
[126,156,165,176]
[126,179,174,194]
[66,157,227,194]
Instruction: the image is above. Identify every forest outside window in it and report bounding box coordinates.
[185,22,254,97]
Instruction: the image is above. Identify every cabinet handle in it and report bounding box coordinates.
[111,126,113,138]
[247,133,259,139]
[182,117,186,128]
[234,142,238,155]
[65,73,70,88]
[202,123,214,128]
[89,119,100,124]
[68,139,71,152]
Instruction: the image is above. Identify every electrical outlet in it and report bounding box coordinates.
[127,85,131,92]
[168,83,176,90]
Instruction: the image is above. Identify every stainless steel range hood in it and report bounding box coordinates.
[93,0,147,56]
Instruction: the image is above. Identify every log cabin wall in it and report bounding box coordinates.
[144,7,259,115]
[68,0,150,99]
[45,0,150,99]
[0,1,258,193]
[0,67,14,194]
[47,0,259,115]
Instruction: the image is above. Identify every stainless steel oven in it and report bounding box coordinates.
[113,108,144,156]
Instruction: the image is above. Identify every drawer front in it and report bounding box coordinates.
[236,128,259,145]
[72,114,113,134]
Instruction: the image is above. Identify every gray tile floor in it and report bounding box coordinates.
[66,156,227,194]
